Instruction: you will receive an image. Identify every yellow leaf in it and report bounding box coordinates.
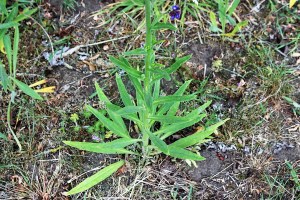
[290,0,297,8]
[34,86,55,93]
[0,38,6,54]
[29,79,47,87]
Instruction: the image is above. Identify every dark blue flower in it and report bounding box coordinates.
[170,5,181,21]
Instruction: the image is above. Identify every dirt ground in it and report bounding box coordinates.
[0,0,299,199]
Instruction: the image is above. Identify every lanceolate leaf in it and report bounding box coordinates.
[157,80,192,116]
[86,105,130,139]
[0,21,18,29]
[152,22,177,31]
[123,48,145,56]
[94,82,127,133]
[109,56,142,79]
[115,106,144,115]
[145,130,168,154]
[157,114,206,140]
[153,94,196,105]
[168,146,205,161]
[153,55,191,81]
[64,160,125,196]
[148,115,191,124]
[11,78,43,100]
[0,62,9,91]
[116,74,134,107]
[63,138,140,154]
[95,81,110,103]
[170,119,229,148]
[3,34,12,69]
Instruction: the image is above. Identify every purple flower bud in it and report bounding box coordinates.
[169,5,181,21]
[172,5,180,11]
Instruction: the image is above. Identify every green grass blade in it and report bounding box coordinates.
[153,94,196,106]
[109,56,142,79]
[86,105,130,139]
[168,147,205,161]
[64,160,125,196]
[11,78,43,100]
[170,119,229,148]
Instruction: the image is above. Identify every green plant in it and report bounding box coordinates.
[283,96,300,116]
[209,0,248,36]
[63,0,78,11]
[63,1,227,196]
[262,161,300,199]
[0,1,41,150]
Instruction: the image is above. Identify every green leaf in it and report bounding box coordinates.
[13,26,19,75]
[116,74,134,107]
[86,105,130,139]
[115,106,144,115]
[64,160,125,196]
[222,21,248,37]
[63,138,140,154]
[209,11,220,33]
[109,56,142,79]
[157,114,206,140]
[129,76,144,100]
[149,115,192,123]
[11,78,43,100]
[152,55,191,82]
[228,0,240,15]
[94,82,127,133]
[95,81,110,103]
[6,4,18,22]
[3,34,12,70]
[152,22,177,31]
[145,130,169,154]
[170,119,229,148]
[0,62,9,91]
[13,8,37,23]
[123,48,146,56]
[153,94,196,105]
[168,147,205,161]
[0,22,18,29]
[0,132,8,141]
[157,80,192,116]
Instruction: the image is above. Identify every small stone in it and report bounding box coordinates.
[103,45,109,51]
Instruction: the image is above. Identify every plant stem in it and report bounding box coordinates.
[144,0,152,94]
[142,0,153,158]
[7,100,22,151]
